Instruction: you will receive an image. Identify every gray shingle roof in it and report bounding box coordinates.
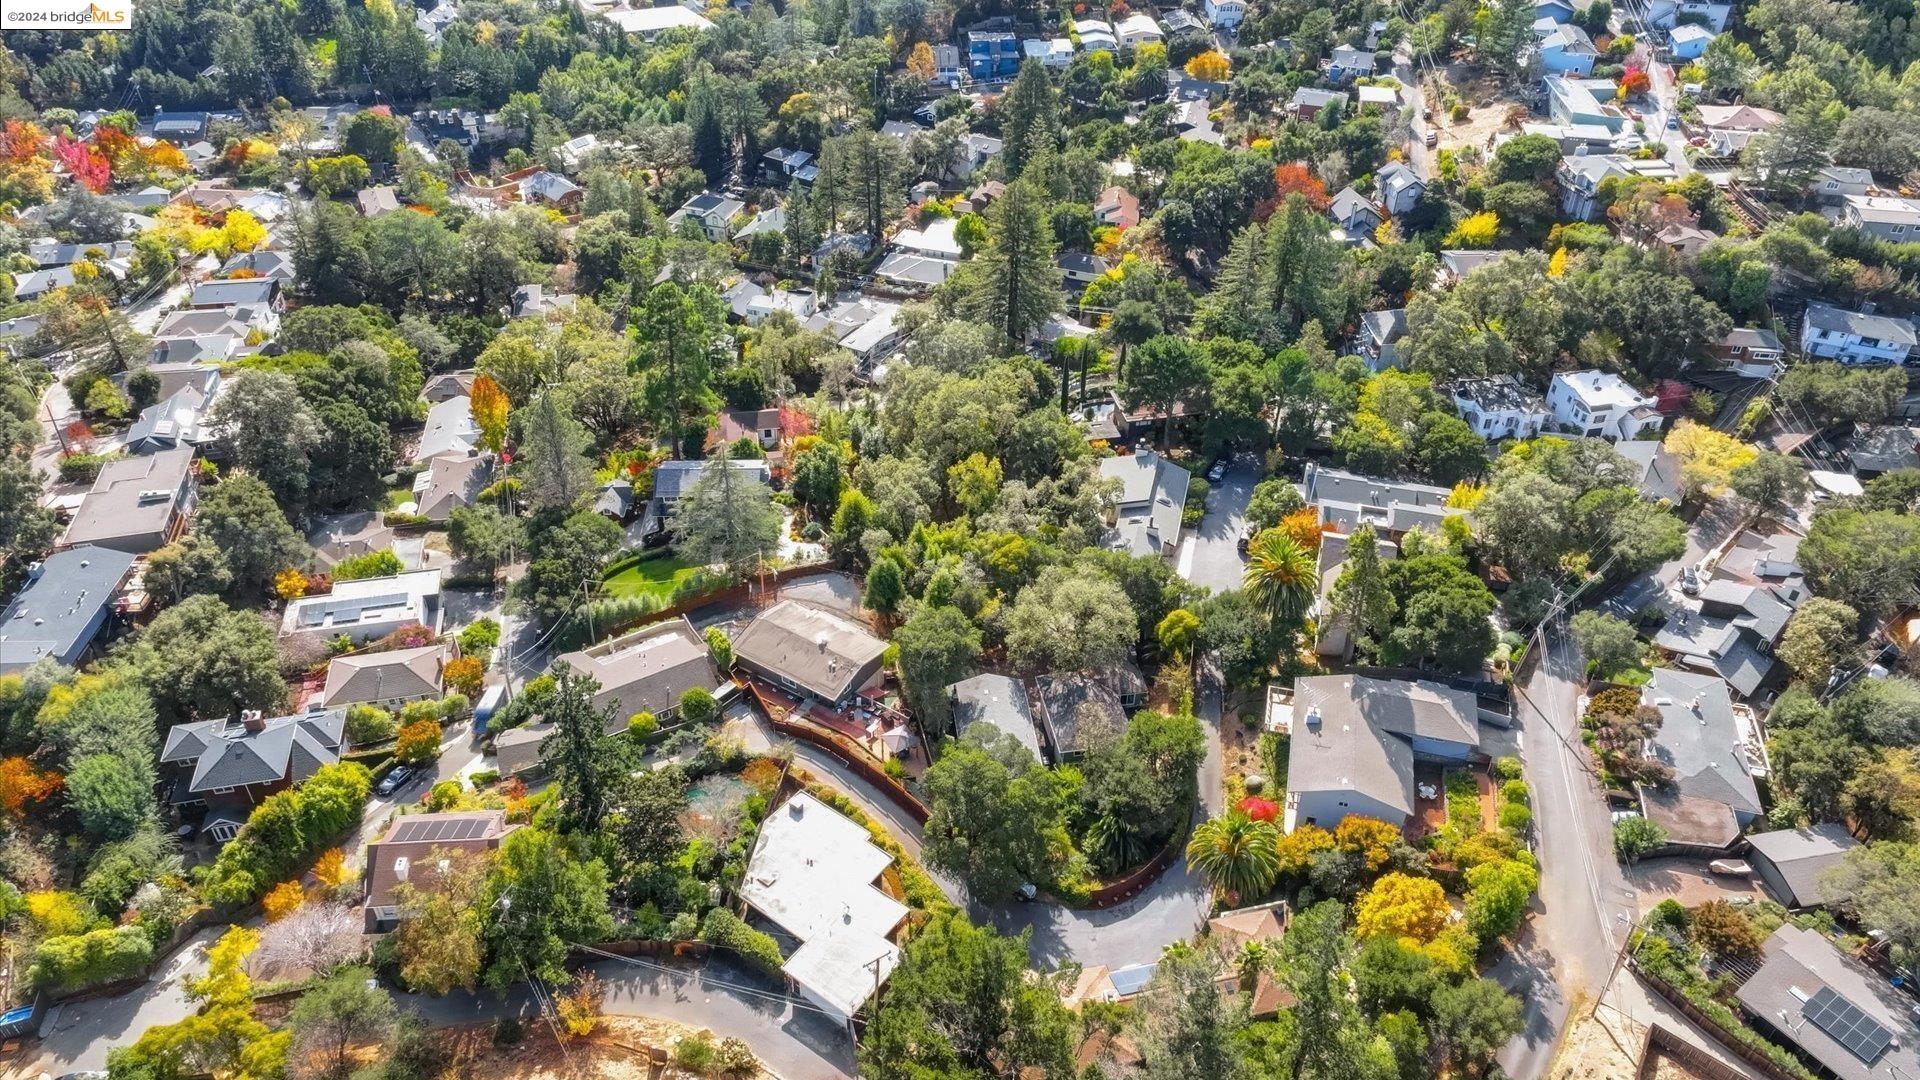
[1285,675,1482,817]
[948,674,1041,759]
[1735,926,1920,1080]
[160,709,346,794]
[735,600,887,704]
[1745,823,1859,907]
[321,645,445,708]
[558,617,717,731]
[651,458,771,502]
[1805,302,1917,346]
[0,546,136,672]
[1635,668,1761,846]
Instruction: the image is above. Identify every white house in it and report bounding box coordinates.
[1641,0,1730,32]
[666,191,746,240]
[1073,18,1118,50]
[1204,0,1246,28]
[1815,166,1873,203]
[1114,12,1163,49]
[1548,370,1663,440]
[1375,163,1424,216]
[414,395,481,464]
[741,791,908,1027]
[594,2,714,37]
[1802,303,1917,366]
[281,570,444,645]
[1449,376,1551,440]
[1841,195,1920,244]
[1023,37,1074,67]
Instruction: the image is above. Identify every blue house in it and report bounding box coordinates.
[1668,24,1713,59]
[1534,0,1576,20]
[1537,23,1598,75]
[967,31,1020,79]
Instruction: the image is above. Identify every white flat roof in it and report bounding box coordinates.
[599,4,713,33]
[1554,369,1651,409]
[740,791,907,1020]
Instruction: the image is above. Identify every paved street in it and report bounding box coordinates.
[1494,617,1638,1080]
[17,927,218,1077]
[1176,458,1255,594]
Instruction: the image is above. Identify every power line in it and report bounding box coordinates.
[568,942,840,1018]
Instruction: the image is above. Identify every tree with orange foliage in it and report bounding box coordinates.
[312,848,352,890]
[443,656,484,697]
[0,757,63,817]
[0,119,54,207]
[469,374,509,453]
[395,720,442,765]
[1270,163,1331,213]
[1619,66,1651,96]
[263,880,307,922]
[1185,50,1231,80]
[907,41,936,81]
[1279,507,1323,551]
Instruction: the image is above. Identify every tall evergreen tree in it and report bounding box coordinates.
[1264,195,1346,337]
[1196,224,1269,342]
[668,455,782,577]
[633,281,726,453]
[960,180,1060,343]
[1000,60,1059,176]
[1330,522,1397,657]
[818,129,908,239]
[539,668,627,830]
[517,391,594,512]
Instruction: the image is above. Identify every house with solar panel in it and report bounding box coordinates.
[1733,924,1920,1080]
[280,569,443,646]
[362,810,515,931]
[160,709,348,841]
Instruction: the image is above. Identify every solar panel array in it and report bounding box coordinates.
[389,816,491,844]
[1803,986,1894,1063]
[299,592,410,627]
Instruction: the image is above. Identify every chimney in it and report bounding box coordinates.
[242,709,267,733]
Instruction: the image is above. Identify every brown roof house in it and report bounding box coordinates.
[734,600,888,709]
[362,810,515,931]
[160,709,347,841]
[557,616,721,731]
[411,453,493,522]
[319,644,447,712]
[58,447,197,554]
[494,719,555,777]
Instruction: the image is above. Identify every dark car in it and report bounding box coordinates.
[376,765,416,798]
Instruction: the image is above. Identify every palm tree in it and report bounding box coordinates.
[1186,811,1281,901]
[1243,528,1317,624]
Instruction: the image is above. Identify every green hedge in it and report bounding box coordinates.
[29,925,155,994]
[197,762,372,905]
[697,908,785,980]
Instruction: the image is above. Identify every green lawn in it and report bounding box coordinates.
[601,554,698,602]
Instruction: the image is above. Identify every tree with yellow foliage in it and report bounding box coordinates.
[1333,815,1403,873]
[1353,871,1451,943]
[312,848,352,890]
[1546,247,1568,277]
[1663,417,1757,503]
[907,41,936,81]
[1442,210,1500,248]
[1185,49,1231,80]
[112,927,290,1080]
[555,972,605,1035]
[220,209,268,255]
[1273,822,1335,875]
[263,880,307,922]
[273,568,309,602]
[469,373,510,453]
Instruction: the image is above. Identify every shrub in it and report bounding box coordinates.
[628,712,659,740]
[331,549,404,581]
[717,1037,759,1076]
[263,880,306,922]
[492,1017,524,1046]
[680,687,718,725]
[57,451,114,484]
[443,656,484,696]
[345,705,396,746]
[1493,756,1523,781]
[674,1033,720,1073]
[705,627,734,670]
[27,925,154,993]
[199,763,372,905]
[1688,899,1762,959]
[698,909,785,979]
[1613,816,1666,864]
[395,719,442,765]
[426,779,463,810]
[1499,780,1530,806]
[458,618,501,657]
[1497,802,1532,832]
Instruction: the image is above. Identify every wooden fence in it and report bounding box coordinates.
[746,679,930,826]
[1630,961,1807,1080]
[1638,1024,1760,1080]
[1083,818,1187,908]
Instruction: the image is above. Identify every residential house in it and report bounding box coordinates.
[1437,249,1515,284]
[411,453,492,521]
[812,232,875,265]
[711,407,797,462]
[1024,37,1074,68]
[597,3,715,37]
[58,447,196,554]
[741,792,909,1026]
[1537,23,1598,74]
[804,296,902,376]
[151,110,211,141]
[1547,370,1663,440]
[160,709,347,841]
[1095,185,1140,228]
[509,284,575,319]
[1097,447,1191,558]
[557,617,721,731]
[1712,328,1786,377]
[145,335,242,367]
[307,513,394,573]
[0,546,137,674]
[494,721,554,777]
[954,133,1005,179]
[519,170,583,211]
[553,133,604,173]
[1313,529,1398,661]
[1558,154,1641,220]
[1448,376,1551,440]
[723,280,816,325]
[1520,121,1620,153]
[1640,0,1730,32]
[1289,87,1349,120]
[1533,0,1575,20]
[1115,12,1163,49]
[1161,9,1205,37]
[1355,308,1407,371]
[1815,166,1874,203]
[1633,668,1765,851]
[1846,424,1920,477]
[1032,667,1144,762]
[1057,252,1112,286]
[1173,99,1225,145]
[968,30,1020,78]
[1375,163,1424,216]
[761,147,817,186]
[641,458,773,538]
[123,366,222,455]
[666,192,746,241]
[1615,440,1684,503]
[946,673,1043,760]
[319,644,447,712]
[932,43,963,80]
[1357,84,1401,109]
[280,570,444,646]
[27,240,135,267]
[1329,186,1384,239]
[1328,45,1376,81]
[1654,575,1801,698]
[1205,0,1246,28]
[734,206,788,242]
[1735,925,1920,1080]
[1667,23,1713,59]
[1695,104,1782,156]
[1073,18,1118,51]
[1802,302,1917,365]
[1545,77,1627,133]
[1744,824,1859,909]
[188,278,281,312]
[735,600,888,709]
[363,811,514,931]
[1276,675,1487,833]
[420,371,475,403]
[593,478,635,522]
[218,248,295,283]
[1301,461,1460,538]
[1656,223,1717,259]
[356,186,402,218]
[414,395,482,463]
[1841,194,1920,243]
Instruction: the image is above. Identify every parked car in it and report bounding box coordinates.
[1239,522,1259,555]
[1666,114,1679,130]
[1424,129,1438,148]
[1708,859,1753,876]
[1207,459,1228,482]
[1680,567,1701,596]
[376,765,416,797]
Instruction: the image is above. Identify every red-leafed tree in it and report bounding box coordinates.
[54,134,110,193]
[1256,163,1331,221]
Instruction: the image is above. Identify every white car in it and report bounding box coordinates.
[1708,859,1753,876]
[1615,134,1646,152]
